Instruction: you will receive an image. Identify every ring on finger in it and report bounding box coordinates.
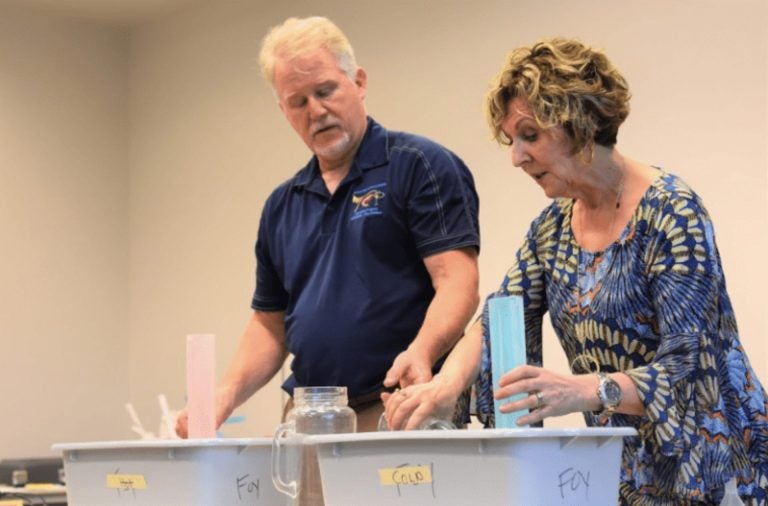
[534,391,545,409]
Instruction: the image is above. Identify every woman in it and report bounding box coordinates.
[382,38,767,505]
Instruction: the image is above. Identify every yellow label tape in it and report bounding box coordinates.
[106,474,147,490]
[0,500,24,506]
[24,483,60,490]
[378,465,432,486]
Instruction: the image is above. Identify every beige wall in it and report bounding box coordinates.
[126,1,290,438]
[1,0,766,455]
[0,6,130,457]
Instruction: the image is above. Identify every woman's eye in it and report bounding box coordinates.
[522,132,538,142]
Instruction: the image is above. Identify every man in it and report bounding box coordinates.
[177,16,479,434]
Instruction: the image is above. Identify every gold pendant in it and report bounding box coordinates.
[571,354,599,375]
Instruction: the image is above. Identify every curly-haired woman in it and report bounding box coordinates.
[382,37,767,505]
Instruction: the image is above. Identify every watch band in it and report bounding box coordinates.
[595,372,622,422]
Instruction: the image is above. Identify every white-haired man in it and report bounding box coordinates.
[177,16,480,434]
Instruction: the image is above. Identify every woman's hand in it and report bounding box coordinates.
[495,364,600,426]
[380,374,462,430]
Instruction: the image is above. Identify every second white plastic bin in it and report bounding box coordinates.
[307,427,636,506]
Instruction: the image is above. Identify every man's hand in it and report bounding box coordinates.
[174,310,288,438]
[383,248,478,391]
[380,374,460,430]
[175,385,238,438]
[383,348,433,390]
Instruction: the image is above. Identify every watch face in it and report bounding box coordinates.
[600,376,622,405]
[603,380,622,404]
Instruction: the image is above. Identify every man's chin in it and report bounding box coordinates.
[313,138,352,162]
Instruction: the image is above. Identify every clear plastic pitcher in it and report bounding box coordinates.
[272,386,357,505]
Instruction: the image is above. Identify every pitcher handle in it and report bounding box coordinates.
[271,420,299,499]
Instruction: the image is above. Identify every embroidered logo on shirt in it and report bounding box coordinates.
[350,183,386,221]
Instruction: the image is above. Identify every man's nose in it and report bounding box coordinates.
[307,96,327,119]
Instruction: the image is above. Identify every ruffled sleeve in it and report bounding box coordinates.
[623,189,721,452]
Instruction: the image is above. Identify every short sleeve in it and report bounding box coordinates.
[251,204,289,311]
[398,146,480,257]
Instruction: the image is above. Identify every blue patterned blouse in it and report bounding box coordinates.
[475,171,767,504]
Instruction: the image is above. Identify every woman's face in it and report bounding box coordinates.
[500,97,584,199]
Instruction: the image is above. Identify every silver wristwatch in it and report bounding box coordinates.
[596,372,622,422]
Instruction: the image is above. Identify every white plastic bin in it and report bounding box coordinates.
[307,427,636,506]
[52,438,286,505]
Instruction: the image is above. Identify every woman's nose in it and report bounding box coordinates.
[510,141,529,167]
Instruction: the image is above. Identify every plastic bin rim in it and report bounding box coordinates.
[51,437,272,452]
[305,426,638,444]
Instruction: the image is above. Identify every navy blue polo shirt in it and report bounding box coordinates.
[252,117,479,398]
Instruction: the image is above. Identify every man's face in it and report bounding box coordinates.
[273,48,368,169]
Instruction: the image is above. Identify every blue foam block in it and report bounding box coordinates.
[488,295,527,428]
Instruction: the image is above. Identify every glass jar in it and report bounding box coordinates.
[377,412,455,431]
[272,386,357,505]
[289,386,357,434]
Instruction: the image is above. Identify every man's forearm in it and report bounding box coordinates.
[221,310,288,410]
[412,247,480,364]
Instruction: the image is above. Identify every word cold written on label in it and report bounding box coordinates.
[378,463,436,498]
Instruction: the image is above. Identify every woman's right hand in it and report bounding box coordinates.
[380,373,462,430]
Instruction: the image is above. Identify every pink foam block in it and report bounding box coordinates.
[186,333,216,438]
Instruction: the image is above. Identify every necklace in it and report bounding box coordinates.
[570,164,625,375]
[574,169,625,248]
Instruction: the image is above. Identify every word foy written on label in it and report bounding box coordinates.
[236,475,260,500]
[558,467,591,500]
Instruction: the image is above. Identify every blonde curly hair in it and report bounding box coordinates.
[486,38,631,155]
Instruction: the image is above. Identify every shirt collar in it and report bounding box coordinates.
[291,117,389,192]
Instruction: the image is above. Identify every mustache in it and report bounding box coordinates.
[310,119,338,136]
